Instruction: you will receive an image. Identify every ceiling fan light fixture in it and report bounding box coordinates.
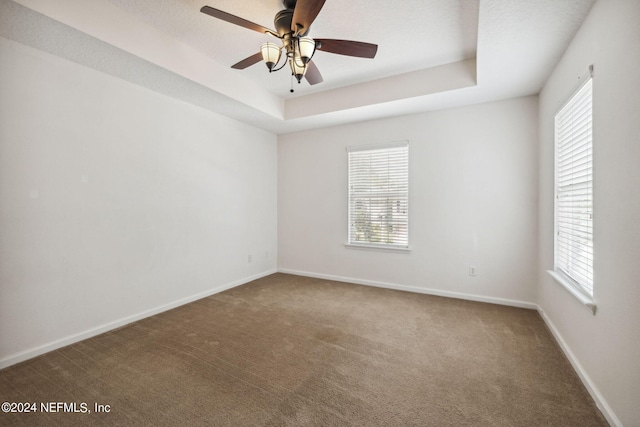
[261,42,281,71]
[200,2,377,90]
[298,37,315,64]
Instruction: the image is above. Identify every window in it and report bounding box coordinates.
[347,141,409,249]
[554,78,593,297]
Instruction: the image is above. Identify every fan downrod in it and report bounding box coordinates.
[282,0,297,9]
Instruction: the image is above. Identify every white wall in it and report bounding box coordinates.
[537,0,640,425]
[0,37,278,366]
[279,96,539,306]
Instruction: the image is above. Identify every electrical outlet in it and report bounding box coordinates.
[469,266,477,276]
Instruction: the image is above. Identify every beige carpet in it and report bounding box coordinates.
[0,273,607,426]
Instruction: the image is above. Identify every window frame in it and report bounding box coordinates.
[549,74,595,314]
[346,141,410,252]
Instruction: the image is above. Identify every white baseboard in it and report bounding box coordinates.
[277,268,538,310]
[0,269,276,370]
[537,308,620,427]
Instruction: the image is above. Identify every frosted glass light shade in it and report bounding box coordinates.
[290,55,307,83]
[261,42,281,71]
[298,37,315,64]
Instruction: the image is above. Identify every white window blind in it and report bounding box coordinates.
[554,78,593,296]
[348,141,409,248]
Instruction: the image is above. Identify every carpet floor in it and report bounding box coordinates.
[0,273,607,426]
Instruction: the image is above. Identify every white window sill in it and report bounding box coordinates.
[547,270,596,315]
[344,243,411,253]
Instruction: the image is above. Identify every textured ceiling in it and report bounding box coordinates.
[107,0,479,98]
[2,0,596,134]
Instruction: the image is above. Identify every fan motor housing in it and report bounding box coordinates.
[274,9,293,36]
[275,8,309,37]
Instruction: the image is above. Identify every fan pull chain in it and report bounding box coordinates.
[290,73,294,93]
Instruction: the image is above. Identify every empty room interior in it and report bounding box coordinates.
[1,0,638,425]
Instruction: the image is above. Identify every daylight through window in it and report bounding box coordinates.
[348,141,409,249]
[554,78,593,295]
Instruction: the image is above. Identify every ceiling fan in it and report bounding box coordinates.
[200,0,378,92]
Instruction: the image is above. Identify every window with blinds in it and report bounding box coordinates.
[554,78,593,296]
[347,141,409,249]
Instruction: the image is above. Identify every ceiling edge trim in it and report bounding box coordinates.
[285,58,477,120]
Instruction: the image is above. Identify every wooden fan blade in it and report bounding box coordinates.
[291,0,326,35]
[304,60,323,85]
[315,39,378,58]
[201,6,274,35]
[231,52,264,70]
